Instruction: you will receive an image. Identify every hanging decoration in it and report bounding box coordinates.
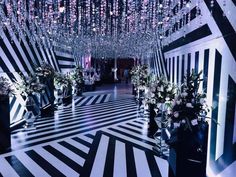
[0,0,208,59]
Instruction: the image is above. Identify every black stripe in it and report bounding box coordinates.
[168,58,171,81]
[33,102,136,127]
[126,122,143,129]
[72,137,92,147]
[203,49,209,91]
[80,131,102,177]
[145,151,162,177]
[133,120,145,125]
[59,64,76,69]
[187,53,191,76]
[158,49,165,75]
[25,150,66,177]
[80,96,95,106]
[163,24,212,52]
[108,127,156,146]
[100,94,107,103]
[5,155,34,177]
[75,97,86,105]
[56,55,75,62]
[91,95,101,104]
[210,49,222,169]
[50,49,61,72]
[125,142,137,177]
[43,145,82,172]
[204,0,236,62]
[13,116,137,150]
[12,104,22,123]
[118,125,144,135]
[232,0,236,6]
[103,137,116,177]
[172,57,175,82]
[41,46,52,66]
[156,51,161,75]
[19,110,136,140]
[195,51,199,74]
[35,43,45,63]
[177,56,179,84]
[46,48,57,71]
[9,96,16,111]
[85,134,95,139]
[58,141,87,159]
[181,55,185,84]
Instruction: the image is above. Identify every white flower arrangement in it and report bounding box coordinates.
[0,76,14,96]
[14,73,45,97]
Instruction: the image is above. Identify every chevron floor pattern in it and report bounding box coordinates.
[0,91,168,177]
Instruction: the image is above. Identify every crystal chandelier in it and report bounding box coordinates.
[0,0,202,59]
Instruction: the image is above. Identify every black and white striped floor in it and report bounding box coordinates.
[0,87,168,177]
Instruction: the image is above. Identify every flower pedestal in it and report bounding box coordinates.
[132,85,136,95]
[62,86,73,105]
[148,103,158,137]
[167,122,208,177]
[24,95,39,130]
[0,95,11,152]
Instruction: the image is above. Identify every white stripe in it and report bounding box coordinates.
[58,60,75,65]
[90,135,109,177]
[50,142,85,166]
[114,126,156,143]
[104,94,111,102]
[86,95,98,105]
[0,157,20,177]
[96,94,105,103]
[113,141,127,177]
[12,112,137,149]
[15,151,50,177]
[154,156,169,177]
[65,139,89,153]
[77,97,90,106]
[65,97,83,108]
[34,147,79,176]
[104,129,153,150]
[13,108,136,141]
[133,147,152,177]
[79,135,93,144]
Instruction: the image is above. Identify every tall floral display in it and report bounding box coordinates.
[54,73,73,104]
[0,76,14,152]
[166,70,209,177]
[130,65,150,107]
[71,66,84,96]
[14,73,45,129]
[35,62,56,109]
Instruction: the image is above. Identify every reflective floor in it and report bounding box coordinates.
[0,83,168,177]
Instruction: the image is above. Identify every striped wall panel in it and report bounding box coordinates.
[0,4,63,126]
[54,51,76,74]
[158,0,236,176]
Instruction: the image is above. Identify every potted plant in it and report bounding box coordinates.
[14,73,45,129]
[71,66,84,96]
[0,76,14,152]
[165,70,210,177]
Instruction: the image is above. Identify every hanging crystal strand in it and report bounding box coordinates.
[210,0,214,15]
[222,0,226,17]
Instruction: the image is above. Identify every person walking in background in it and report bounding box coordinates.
[124,68,129,84]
